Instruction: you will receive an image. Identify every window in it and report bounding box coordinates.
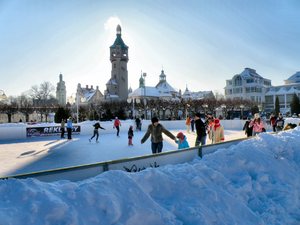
[234,76,242,86]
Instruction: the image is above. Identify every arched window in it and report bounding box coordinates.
[234,76,242,86]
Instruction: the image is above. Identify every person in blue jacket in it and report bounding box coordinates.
[176,132,190,149]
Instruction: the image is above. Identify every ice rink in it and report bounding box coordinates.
[0,127,244,177]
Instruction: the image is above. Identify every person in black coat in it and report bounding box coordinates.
[194,113,207,147]
[89,122,105,143]
[128,125,134,146]
[243,117,253,137]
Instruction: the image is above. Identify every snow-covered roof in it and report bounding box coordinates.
[239,68,263,79]
[182,88,213,99]
[129,87,161,98]
[156,81,177,93]
[285,71,300,84]
[265,87,276,95]
[81,89,96,102]
[106,78,118,86]
[286,86,297,94]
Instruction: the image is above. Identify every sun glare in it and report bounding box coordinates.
[104,16,122,32]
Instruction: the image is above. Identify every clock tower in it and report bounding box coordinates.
[105,25,129,101]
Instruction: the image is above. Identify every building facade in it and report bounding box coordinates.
[128,70,180,101]
[76,84,104,105]
[224,68,272,104]
[56,73,67,106]
[265,71,300,114]
[104,25,129,101]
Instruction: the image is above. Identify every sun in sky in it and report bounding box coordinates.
[0,1,300,98]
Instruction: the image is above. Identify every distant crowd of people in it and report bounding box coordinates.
[59,111,297,155]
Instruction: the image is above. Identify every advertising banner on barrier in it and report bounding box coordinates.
[26,126,81,137]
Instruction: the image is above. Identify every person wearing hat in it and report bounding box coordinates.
[194,113,207,146]
[243,117,253,137]
[141,116,176,154]
[249,113,265,136]
[66,117,73,140]
[176,132,190,149]
[275,113,284,132]
[209,118,225,144]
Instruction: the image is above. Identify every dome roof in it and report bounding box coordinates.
[285,72,300,84]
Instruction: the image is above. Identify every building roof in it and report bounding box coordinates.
[110,25,128,50]
[239,68,263,79]
[182,87,213,99]
[156,81,177,93]
[129,87,162,98]
[285,71,300,84]
[106,78,118,86]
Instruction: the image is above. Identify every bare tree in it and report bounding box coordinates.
[29,81,56,121]
[30,81,55,104]
[0,98,18,123]
[18,94,34,122]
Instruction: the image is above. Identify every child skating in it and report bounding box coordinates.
[128,125,134,146]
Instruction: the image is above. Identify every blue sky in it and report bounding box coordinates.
[1,0,300,97]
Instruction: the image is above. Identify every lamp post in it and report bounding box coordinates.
[143,72,147,120]
[258,104,262,113]
[186,104,190,118]
[127,98,140,119]
[76,92,79,124]
[221,104,226,119]
[202,104,208,115]
[240,104,245,119]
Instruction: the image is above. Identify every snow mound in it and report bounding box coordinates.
[0,129,299,225]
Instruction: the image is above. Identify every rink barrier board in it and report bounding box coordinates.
[1,147,201,182]
[1,137,251,182]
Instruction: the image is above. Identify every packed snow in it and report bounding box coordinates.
[0,120,299,224]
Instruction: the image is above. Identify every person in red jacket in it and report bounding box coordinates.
[113,117,121,137]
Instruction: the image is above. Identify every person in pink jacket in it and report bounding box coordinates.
[249,113,265,136]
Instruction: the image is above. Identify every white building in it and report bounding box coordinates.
[76,84,104,105]
[0,90,8,103]
[128,70,180,101]
[182,86,214,100]
[265,71,300,114]
[224,68,272,104]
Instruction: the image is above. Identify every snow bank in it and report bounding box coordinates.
[0,128,299,224]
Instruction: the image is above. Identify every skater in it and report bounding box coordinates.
[209,118,224,144]
[185,115,191,133]
[176,132,189,149]
[269,113,277,132]
[66,117,73,140]
[194,113,207,147]
[275,113,285,132]
[135,117,141,131]
[249,113,265,136]
[128,125,134,146]
[141,117,176,154]
[113,117,121,137]
[89,122,105,143]
[243,117,253,137]
[190,117,195,132]
[60,119,65,138]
